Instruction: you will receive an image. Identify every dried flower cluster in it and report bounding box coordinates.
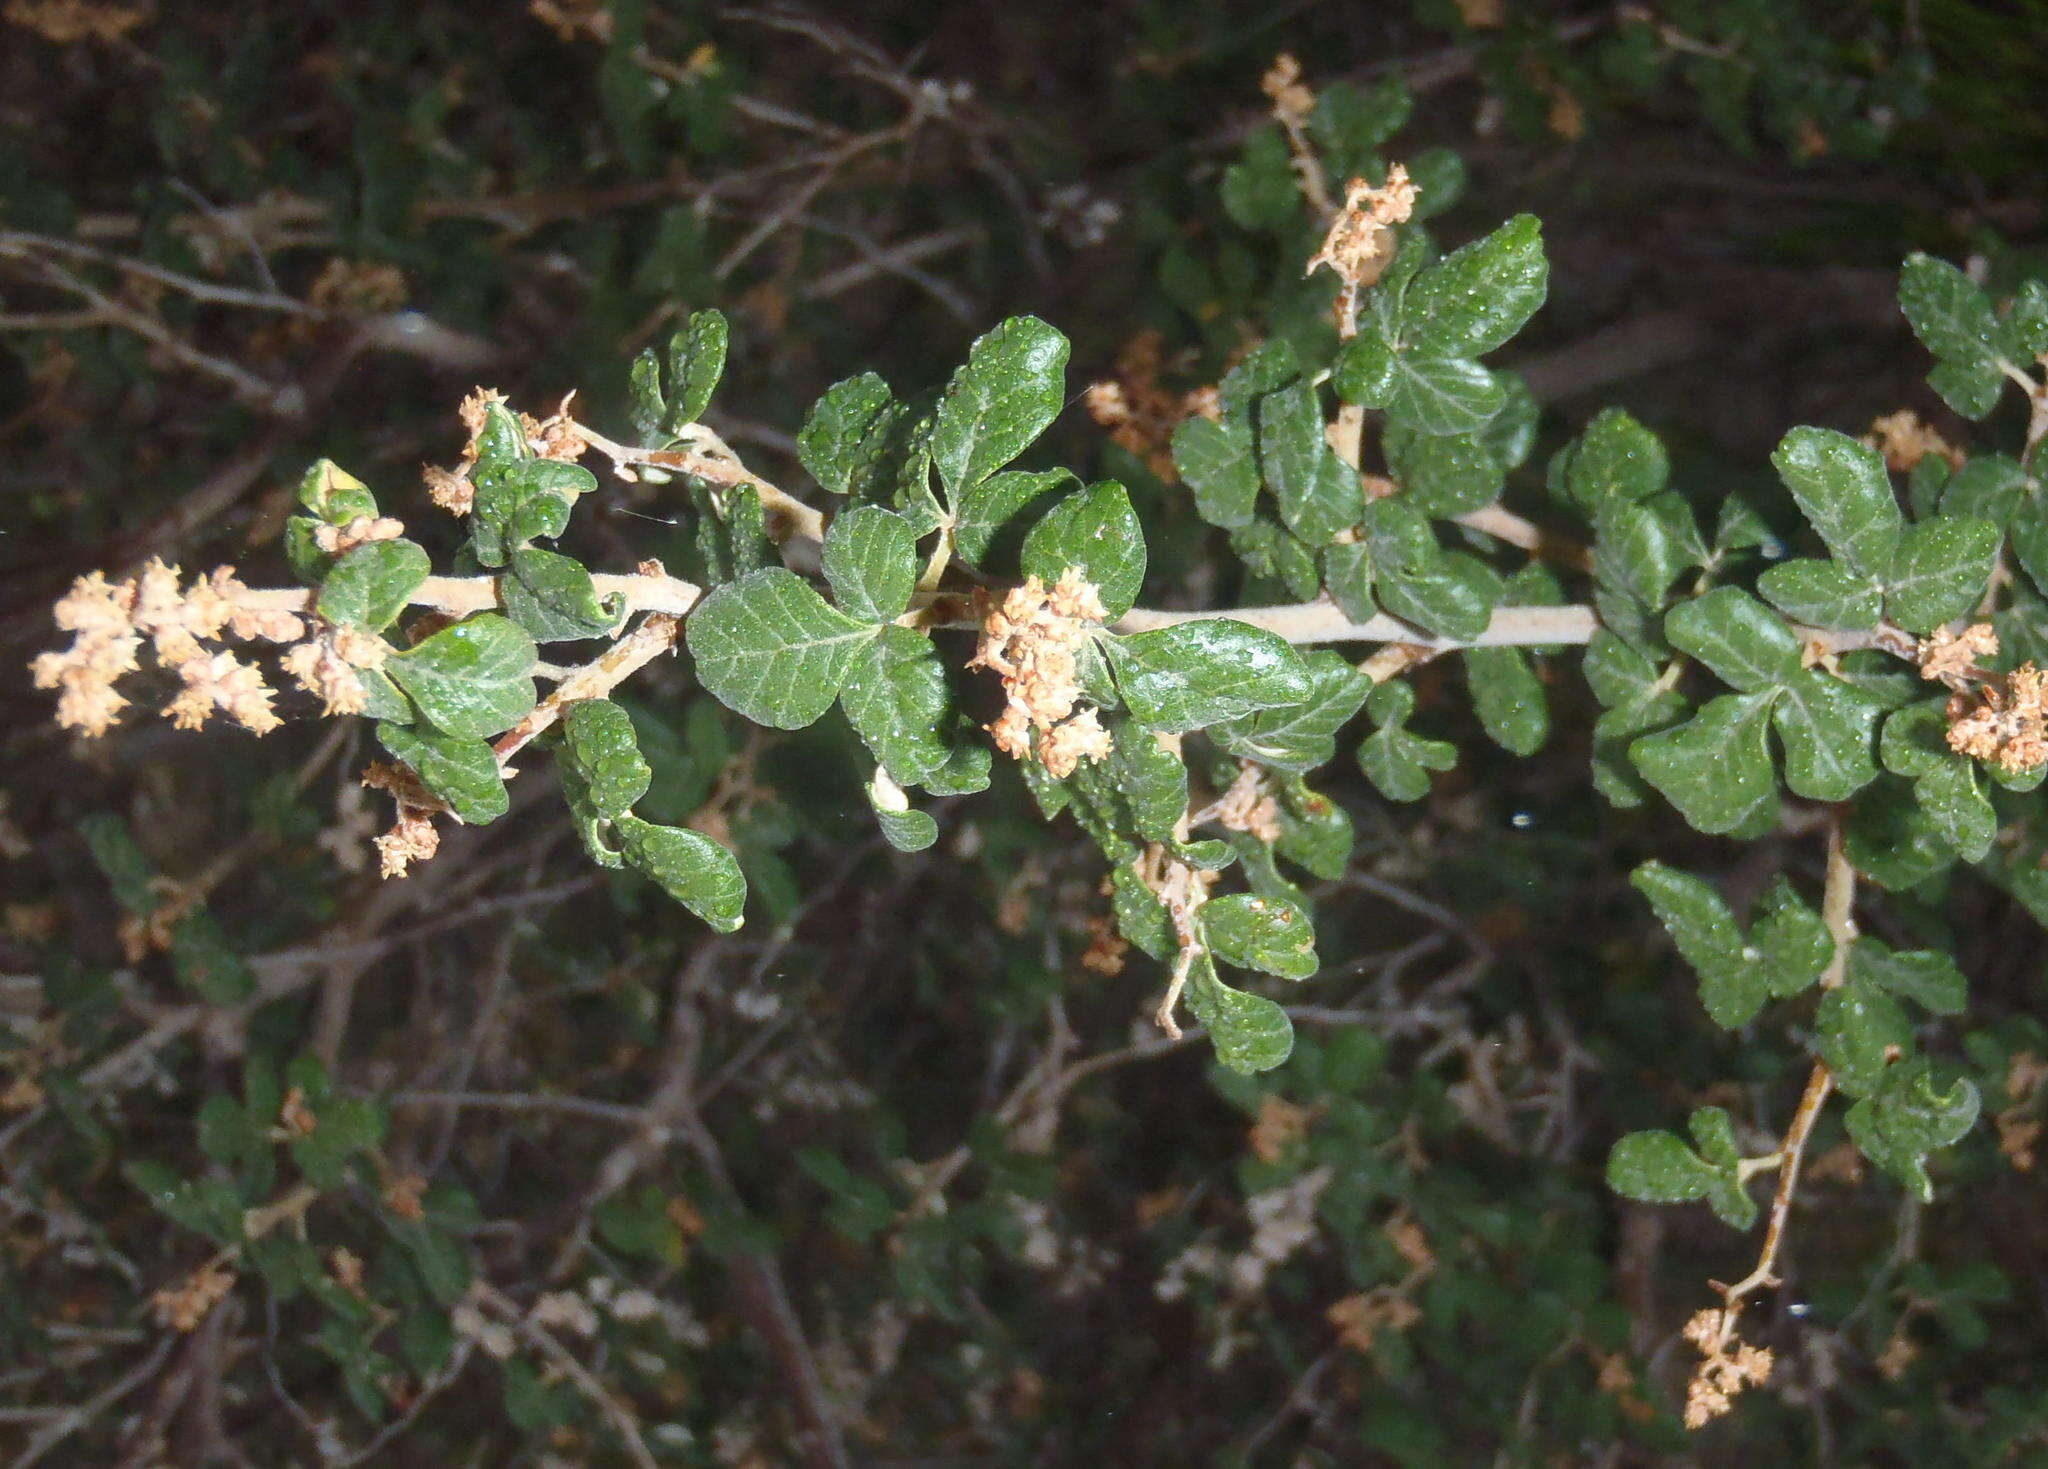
[1917,622,1999,690]
[970,571,1114,779]
[1946,661,2048,774]
[1680,1307,1775,1428]
[1212,762,1282,843]
[1083,329,1221,480]
[359,760,448,879]
[33,563,303,738]
[1866,408,1966,474]
[1259,53,1315,129]
[150,1259,236,1332]
[1305,164,1418,294]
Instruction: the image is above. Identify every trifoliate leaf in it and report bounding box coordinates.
[1356,678,1457,802]
[685,568,878,729]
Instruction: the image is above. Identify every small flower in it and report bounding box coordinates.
[1917,622,1998,690]
[1260,54,1315,128]
[311,515,406,556]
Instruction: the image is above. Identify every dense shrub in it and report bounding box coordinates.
[6,5,2048,1464]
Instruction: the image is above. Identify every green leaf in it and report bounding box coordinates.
[1850,940,1967,1015]
[1607,1130,1721,1207]
[1464,645,1548,755]
[822,505,918,622]
[1021,481,1147,618]
[1751,879,1831,1000]
[1219,340,1303,434]
[1356,678,1457,802]
[387,615,536,740]
[866,775,939,852]
[951,467,1072,565]
[1309,78,1411,179]
[1404,214,1547,359]
[1941,455,2028,523]
[1771,427,1903,577]
[1665,587,1800,692]
[1815,973,1913,1097]
[1384,354,1506,436]
[1553,407,1668,512]
[1630,691,1777,834]
[1885,516,2000,635]
[1384,421,1504,516]
[1219,126,1300,232]
[1591,499,1683,611]
[1275,780,1353,881]
[1772,669,1882,801]
[1899,254,2000,369]
[1914,758,1995,860]
[1631,862,1761,1027]
[1363,498,1495,640]
[471,457,594,568]
[661,309,729,431]
[1184,953,1294,1074]
[839,626,951,785]
[615,815,746,931]
[1256,383,1363,544]
[1212,651,1372,774]
[318,539,429,632]
[799,373,900,498]
[502,546,623,642]
[1172,415,1260,530]
[1927,355,2005,420]
[1104,621,1312,732]
[375,723,508,825]
[685,568,877,729]
[931,316,1068,497]
[296,459,379,525]
[1757,558,1883,629]
[1202,893,1318,980]
[1322,541,1375,621]
[559,700,651,821]
[1844,1060,1979,1201]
